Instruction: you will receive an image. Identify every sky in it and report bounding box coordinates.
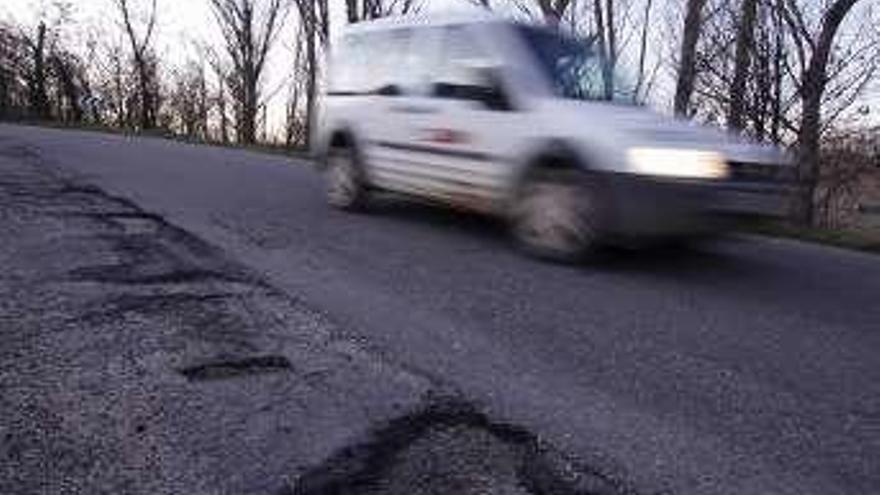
[2,0,878,135]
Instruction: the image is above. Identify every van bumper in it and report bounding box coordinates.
[602,173,795,238]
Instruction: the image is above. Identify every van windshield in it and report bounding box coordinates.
[516,25,638,104]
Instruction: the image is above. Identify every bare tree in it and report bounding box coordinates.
[590,0,619,98]
[294,0,332,149]
[674,0,708,116]
[97,36,133,128]
[685,0,791,137]
[295,0,318,151]
[780,0,870,223]
[345,0,421,23]
[210,0,288,145]
[537,0,574,25]
[168,59,209,140]
[284,23,307,148]
[199,44,232,144]
[114,0,158,130]
[49,47,86,123]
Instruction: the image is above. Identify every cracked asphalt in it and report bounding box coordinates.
[1,124,879,495]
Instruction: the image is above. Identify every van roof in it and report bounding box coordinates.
[341,10,507,34]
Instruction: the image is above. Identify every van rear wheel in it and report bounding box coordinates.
[324,146,368,211]
[511,170,602,262]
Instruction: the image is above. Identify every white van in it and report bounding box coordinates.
[315,13,795,260]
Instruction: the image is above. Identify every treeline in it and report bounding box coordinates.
[0,0,877,226]
[0,0,312,146]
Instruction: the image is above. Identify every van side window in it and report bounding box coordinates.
[431,26,511,110]
[398,29,435,96]
[330,29,413,96]
[329,34,368,95]
[432,26,491,98]
[369,29,411,96]
[373,28,434,96]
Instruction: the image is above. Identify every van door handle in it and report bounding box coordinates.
[389,104,437,114]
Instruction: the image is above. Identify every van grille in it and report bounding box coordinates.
[727,161,797,183]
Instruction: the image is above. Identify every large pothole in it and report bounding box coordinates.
[290,397,631,495]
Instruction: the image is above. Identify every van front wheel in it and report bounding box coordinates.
[511,170,603,262]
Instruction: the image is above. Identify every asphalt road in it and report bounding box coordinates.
[2,124,878,495]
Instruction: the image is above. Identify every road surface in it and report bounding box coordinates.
[1,124,878,494]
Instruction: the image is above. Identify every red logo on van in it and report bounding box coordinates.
[423,128,469,145]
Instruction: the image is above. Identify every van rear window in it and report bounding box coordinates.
[330,29,427,96]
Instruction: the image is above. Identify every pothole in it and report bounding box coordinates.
[289,397,631,495]
[66,264,244,286]
[178,355,292,381]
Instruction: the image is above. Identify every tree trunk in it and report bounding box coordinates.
[117,0,158,130]
[113,55,125,127]
[592,0,609,96]
[304,0,317,151]
[29,22,50,120]
[346,0,358,23]
[728,0,758,131]
[752,4,771,141]
[318,0,329,44]
[136,59,153,129]
[0,31,7,118]
[605,0,617,95]
[674,0,707,116]
[634,0,653,101]
[200,74,209,140]
[0,72,8,119]
[218,80,229,144]
[54,57,83,123]
[592,0,616,99]
[797,77,825,225]
[285,88,299,148]
[240,72,258,144]
[770,3,783,144]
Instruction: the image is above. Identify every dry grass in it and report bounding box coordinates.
[745,219,880,254]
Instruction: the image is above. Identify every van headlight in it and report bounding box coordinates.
[627,148,729,180]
